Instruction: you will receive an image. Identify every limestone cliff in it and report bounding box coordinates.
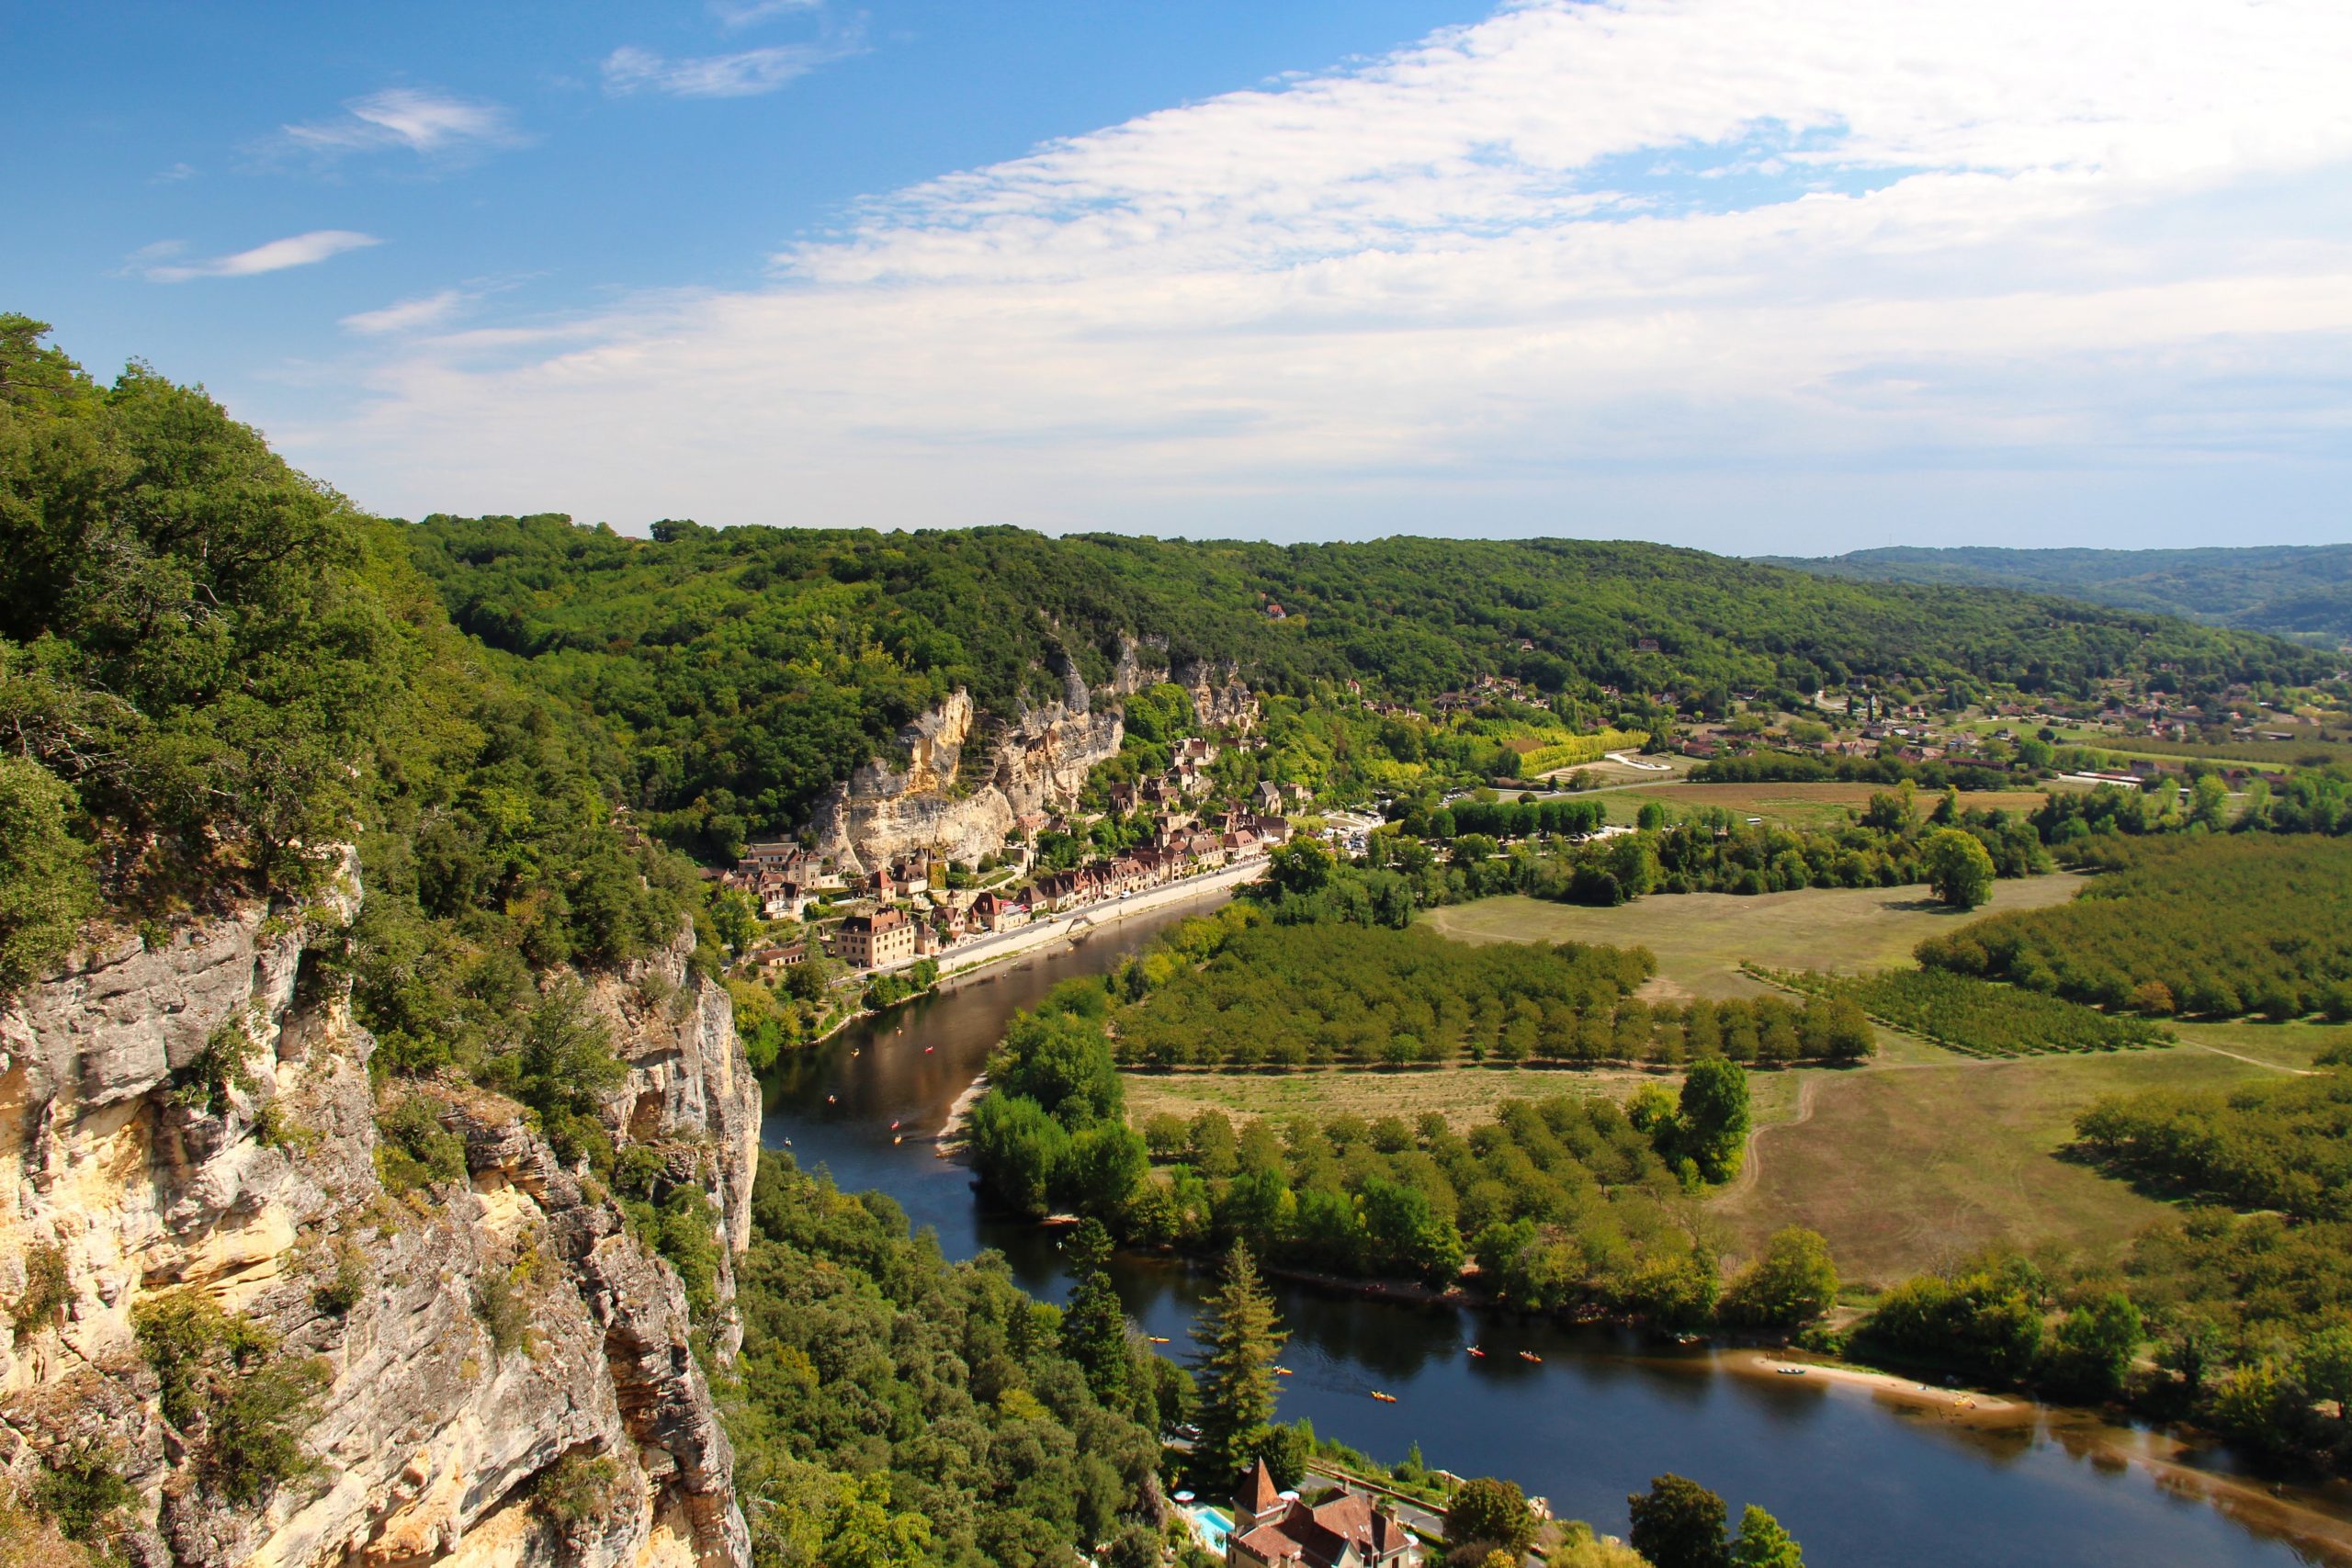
[812,660,1130,874]
[0,863,755,1568]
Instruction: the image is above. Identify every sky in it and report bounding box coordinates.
[10,0,2352,556]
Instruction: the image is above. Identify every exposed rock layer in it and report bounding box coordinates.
[0,865,753,1568]
[812,649,1257,873]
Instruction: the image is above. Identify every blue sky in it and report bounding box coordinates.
[10,0,2352,554]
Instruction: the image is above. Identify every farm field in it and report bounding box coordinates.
[1122,1057,1804,1138]
[1578,779,2053,829]
[1711,1023,2349,1286]
[1967,717,2352,772]
[1419,875,2087,1001]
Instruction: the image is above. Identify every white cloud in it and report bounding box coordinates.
[142,230,381,282]
[341,288,469,335]
[302,0,2352,549]
[709,0,821,29]
[278,88,523,160]
[601,41,850,98]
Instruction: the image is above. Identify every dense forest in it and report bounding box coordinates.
[1916,836,2352,1021]
[730,1157,1175,1568]
[1772,543,2352,645]
[401,510,2324,851]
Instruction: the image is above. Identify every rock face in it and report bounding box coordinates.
[812,660,1134,874]
[0,862,753,1568]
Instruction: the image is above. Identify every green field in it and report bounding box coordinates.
[1416,878,2352,1285]
[1125,1063,1650,1131]
[1420,875,2087,1001]
[1712,1029,2346,1287]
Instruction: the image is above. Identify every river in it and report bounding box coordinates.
[758,900,2352,1568]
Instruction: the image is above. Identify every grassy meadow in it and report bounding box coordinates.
[1419,874,2086,1000]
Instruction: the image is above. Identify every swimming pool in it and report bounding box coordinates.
[1183,1504,1233,1557]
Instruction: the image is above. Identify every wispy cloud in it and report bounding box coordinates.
[307,0,2352,551]
[277,88,524,161]
[341,288,469,335]
[151,162,199,184]
[601,40,853,98]
[710,0,821,28]
[141,230,381,282]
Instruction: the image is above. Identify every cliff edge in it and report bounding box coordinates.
[0,859,755,1568]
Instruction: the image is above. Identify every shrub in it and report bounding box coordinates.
[374,1095,468,1195]
[172,1010,265,1118]
[131,1292,326,1503]
[472,1269,532,1359]
[532,1450,619,1531]
[12,1243,70,1338]
[29,1446,133,1542]
[311,1240,368,1318]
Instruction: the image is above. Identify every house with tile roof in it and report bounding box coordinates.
[1228,1461,1416,1568]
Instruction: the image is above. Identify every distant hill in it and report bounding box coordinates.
[1765,545,2352,646]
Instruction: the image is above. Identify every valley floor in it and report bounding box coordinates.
[1125,877,2352,1285]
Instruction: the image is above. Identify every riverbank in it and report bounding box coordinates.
[789,859,1265,1061]
[1723,1351,2352,1563]
[1728,1350,2024,1416]
[931,857,1267,995]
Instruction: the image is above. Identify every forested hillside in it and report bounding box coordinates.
[406,512,2323,850]
[1770,544,2352,645]
[0,316,1177,1566]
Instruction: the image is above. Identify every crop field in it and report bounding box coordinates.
[1121,1056,1807,1135]
[1758,965,2172,1057]
[1597,780,2053,830]
[1420,875,2086,1001]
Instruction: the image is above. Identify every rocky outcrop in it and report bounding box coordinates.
[0,864,753,1568]
[1173,659,1260,734]
[810,643,1252,873]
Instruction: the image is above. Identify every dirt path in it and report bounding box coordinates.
[2185,1042,2316,1075]
[1723,1069,1821,1200]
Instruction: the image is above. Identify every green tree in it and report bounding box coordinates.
[1444,1476,1536,1558]
[1628,1473,1731,1568]
[1721,1229,1838,1328]
[2049,1292,2143,1398]
[820,1472,933,1568]
[1677,1059,1752,1184]
[1192,1242,1286,1486]
[1922,828,1996,910]
[1730,1505,1804,1568]
[0,755,95,998]
[965,1093,1069,1216]
[2295,1323,2352,1427]
[1060,1220,1133,1408]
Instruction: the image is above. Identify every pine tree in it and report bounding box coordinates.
[1193,1241,1286,1484]
[1060,1219,1132,1408]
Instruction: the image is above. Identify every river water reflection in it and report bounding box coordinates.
[759,902,2352,1568]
